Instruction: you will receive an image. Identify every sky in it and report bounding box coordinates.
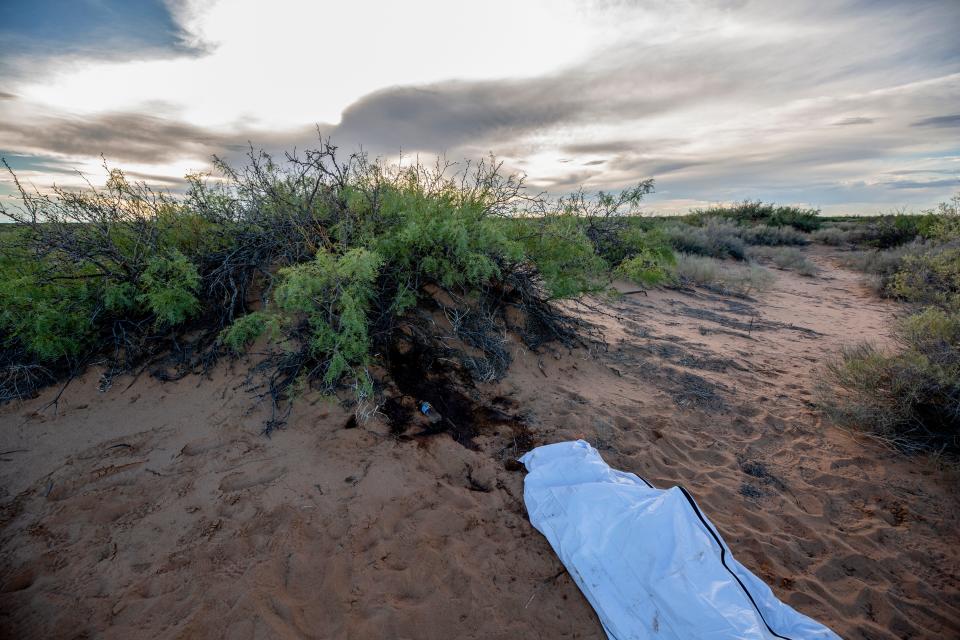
[0,0,958,214]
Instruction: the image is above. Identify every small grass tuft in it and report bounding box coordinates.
[675,254,775,296]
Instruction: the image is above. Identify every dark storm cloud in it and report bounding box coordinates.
[911,114,960,128]
[321,44,727,156]
[326,82,578,152]
[561,141,640,155]
[833,117,875,126]
[0,112,227,164]
[0,92,16,100]
[887,178,959,190]
[886,168,956,176]
[610,157,707,176]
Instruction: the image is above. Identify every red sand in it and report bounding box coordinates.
[2,248,958,639]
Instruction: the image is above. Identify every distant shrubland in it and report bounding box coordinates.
[5,139,958,455]
[686,200,823,232]
[819,194,960,454]
[0,160,840,422]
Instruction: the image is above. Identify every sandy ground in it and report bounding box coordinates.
[1,248,958,639]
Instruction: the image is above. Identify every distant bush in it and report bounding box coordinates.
[839,240,929,294]
[823,308,960,454]
[688,200,822,231]
[613,228,676,287]
[747,246,818,276]
[923,193,960,242]
[811,213,941,249]
[823,193,960,454]
[810,226,858,246]
[736,223,809,246]
[675,254,774,296]
[662,217,809,263]
[662,220,747,260]
[889,246,960,310]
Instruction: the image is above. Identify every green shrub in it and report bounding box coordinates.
[923,193,960,242]
[823,308,960,453]
[822,194,960,454]
[688,201,822,231]
[812,214,939,248]
[512,214,608,299]
[810,226,857,246]
[611,227,676,287]
[0,270,95,361]
[840,240,929,294]
[219,311,279,353]
[889,246,960,309]
[2,145,673,414]
[272,248,384,394]
[139,251,202,327]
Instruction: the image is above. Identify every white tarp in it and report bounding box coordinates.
[520,440,840,640]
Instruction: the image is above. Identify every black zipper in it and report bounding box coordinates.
[634,475,795,640]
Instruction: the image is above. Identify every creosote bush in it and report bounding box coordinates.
[0,144,673,423]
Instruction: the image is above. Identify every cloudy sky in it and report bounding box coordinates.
[1,0,958,214]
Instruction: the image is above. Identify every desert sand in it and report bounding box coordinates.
[1,248,958,639]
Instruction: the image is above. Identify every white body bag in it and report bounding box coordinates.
[520,440,840,640]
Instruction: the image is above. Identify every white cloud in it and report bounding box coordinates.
[13,0,603,128]
[1,0,958,212]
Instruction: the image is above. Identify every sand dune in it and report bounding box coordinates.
[2,248,958,639]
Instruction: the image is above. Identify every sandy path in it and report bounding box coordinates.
[1,248,958,639]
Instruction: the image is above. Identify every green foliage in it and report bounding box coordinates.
[613,228,676,287]
[0,235,96,361]
[812,212,942,249]
[868,215,927,248]
[515,215,608,299]
[736,223,809,246]
[138,251,202,327]
[0,270,95,361]
[1,145,667,411]
[824,307,960,453]
[898,307,960,354]
[219,311,279,353]
[104,281,138,313]
[688,201,822,231]
[275,248,383,390]
[889,247,960,310]
[359,178,519,294]
[923,193,960,242]
[823,194,960,454]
